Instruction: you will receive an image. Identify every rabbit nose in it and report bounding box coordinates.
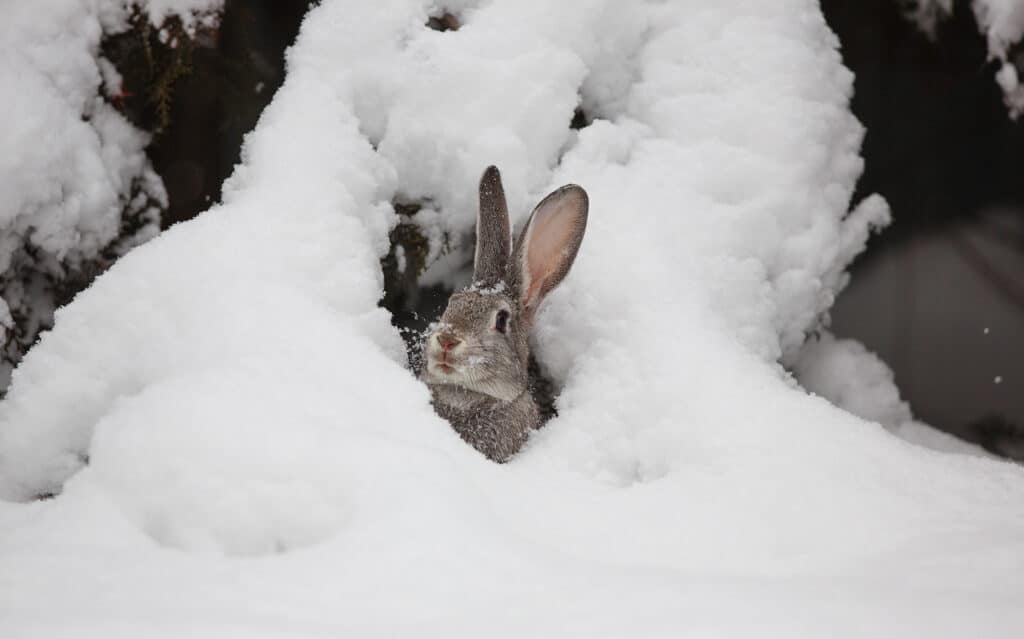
[436,333,461,351]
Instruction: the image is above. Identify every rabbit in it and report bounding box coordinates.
[421,165,588,462]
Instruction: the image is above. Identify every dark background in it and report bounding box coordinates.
[821,0,1023,444]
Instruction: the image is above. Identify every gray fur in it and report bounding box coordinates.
[421,166,588,462]
[474,165,511,286]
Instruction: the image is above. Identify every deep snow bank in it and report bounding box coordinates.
[1,0,1023,636]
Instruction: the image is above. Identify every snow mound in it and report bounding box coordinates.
[791,331,990,456]
[792,332,913,431]
[1,0,1023,635]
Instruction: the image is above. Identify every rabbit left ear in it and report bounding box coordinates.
[473,166,512,286]
[513,184,588,325]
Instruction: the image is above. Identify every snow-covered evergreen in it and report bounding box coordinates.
[0,0,222,387]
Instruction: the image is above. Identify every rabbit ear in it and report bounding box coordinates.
[512,183,588,325]
[473,165,512,286]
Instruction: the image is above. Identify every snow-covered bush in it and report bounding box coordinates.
[1,1,1023,635]
[0,0,222,389]
[901,0,1024,116]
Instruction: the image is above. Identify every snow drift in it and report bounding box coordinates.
[1,0,1023,636]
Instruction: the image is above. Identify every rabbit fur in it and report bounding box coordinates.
[421,166,588,462]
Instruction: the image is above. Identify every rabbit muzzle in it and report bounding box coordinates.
[425,330,468,376]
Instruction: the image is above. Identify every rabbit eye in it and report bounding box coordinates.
[495,310,510,334]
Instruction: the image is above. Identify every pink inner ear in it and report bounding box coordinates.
[522,196,582,310]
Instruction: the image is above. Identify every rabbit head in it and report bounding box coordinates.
[422,165,588,402]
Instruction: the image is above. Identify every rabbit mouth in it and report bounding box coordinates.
[423,352,524,402]
[427,352,463,376]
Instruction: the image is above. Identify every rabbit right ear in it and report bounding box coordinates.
[473,166,512,287]
[512,183,588,326]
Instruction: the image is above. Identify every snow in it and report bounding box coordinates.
[0,0,144,272]
[973,0,1024,55]
[0,0,223,386]
[2,0,1024,636]
[793,332,914,431]
[972,0,1024,116]
[792,332,991,456]
[899,0,954,39]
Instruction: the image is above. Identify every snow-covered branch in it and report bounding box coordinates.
[901,0,1024,117]
[0,0,223,387]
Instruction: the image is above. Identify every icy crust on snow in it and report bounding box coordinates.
[2,0,1024,635]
